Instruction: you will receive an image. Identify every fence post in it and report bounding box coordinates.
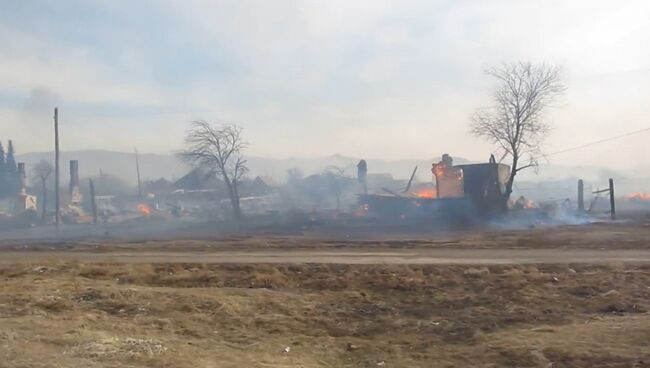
[609,178,616,220]
[578,179,584,212]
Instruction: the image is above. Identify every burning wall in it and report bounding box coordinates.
[432,163,464,198]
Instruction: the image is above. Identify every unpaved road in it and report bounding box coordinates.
[3,221,650,264]
[3,248,650,264]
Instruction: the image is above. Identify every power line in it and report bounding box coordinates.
[544,126,650,157]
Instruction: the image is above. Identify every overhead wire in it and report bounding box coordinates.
[543,126,650,158]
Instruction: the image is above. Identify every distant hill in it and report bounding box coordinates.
[15,150,647,196]
[16,150,188,184]
[16,150,471,184]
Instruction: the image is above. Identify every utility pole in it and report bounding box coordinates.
[134,147,142,198]
[609,178,616,220]
[89,179,98,225]
[54,108,60,228]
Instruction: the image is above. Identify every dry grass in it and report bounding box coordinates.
[0,261,648,367]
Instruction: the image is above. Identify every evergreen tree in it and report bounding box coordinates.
[3,140,19,197]
[6,140,16,174]
[0,142,5,167]
[0,142,5,197]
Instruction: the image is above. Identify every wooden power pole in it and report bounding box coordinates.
[609,178,616,220]
[134,147,142,198]
[89,179,98,225]
[54,108,60,228]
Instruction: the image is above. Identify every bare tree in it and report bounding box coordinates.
[31,160,53,222]
[286,168,303,186]
[471,61,565,203]
[323,165,349,212]
[179,121,248,220]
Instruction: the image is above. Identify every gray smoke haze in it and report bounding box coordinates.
[0,1,649,172]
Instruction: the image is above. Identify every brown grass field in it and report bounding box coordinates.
[1,222,650,367]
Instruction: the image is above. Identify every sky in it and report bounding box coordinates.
[1,0,649,170]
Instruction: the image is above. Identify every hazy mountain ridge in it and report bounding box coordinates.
[17,150,188,185]
[16,150,468,184]
[15,150,646,191]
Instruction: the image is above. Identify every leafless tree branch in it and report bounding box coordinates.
[179,120,248,220]
[470,61,565,201]
[31,160,54,222]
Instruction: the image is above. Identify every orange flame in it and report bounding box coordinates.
[513,196,536,210]
[626,192,650,201]
[137,203,151,217]
[433,164,463,181]
[414,189,436,199]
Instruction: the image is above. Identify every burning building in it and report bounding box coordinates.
[13,162,37,213]
[359,154,510,223]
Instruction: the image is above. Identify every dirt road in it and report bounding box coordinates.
[2,221,650,265]
[3,248,650,264]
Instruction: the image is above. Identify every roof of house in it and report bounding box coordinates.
[174,169,224,190]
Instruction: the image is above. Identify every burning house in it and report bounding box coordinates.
[359,154,510,224]
[13,162,37,213]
